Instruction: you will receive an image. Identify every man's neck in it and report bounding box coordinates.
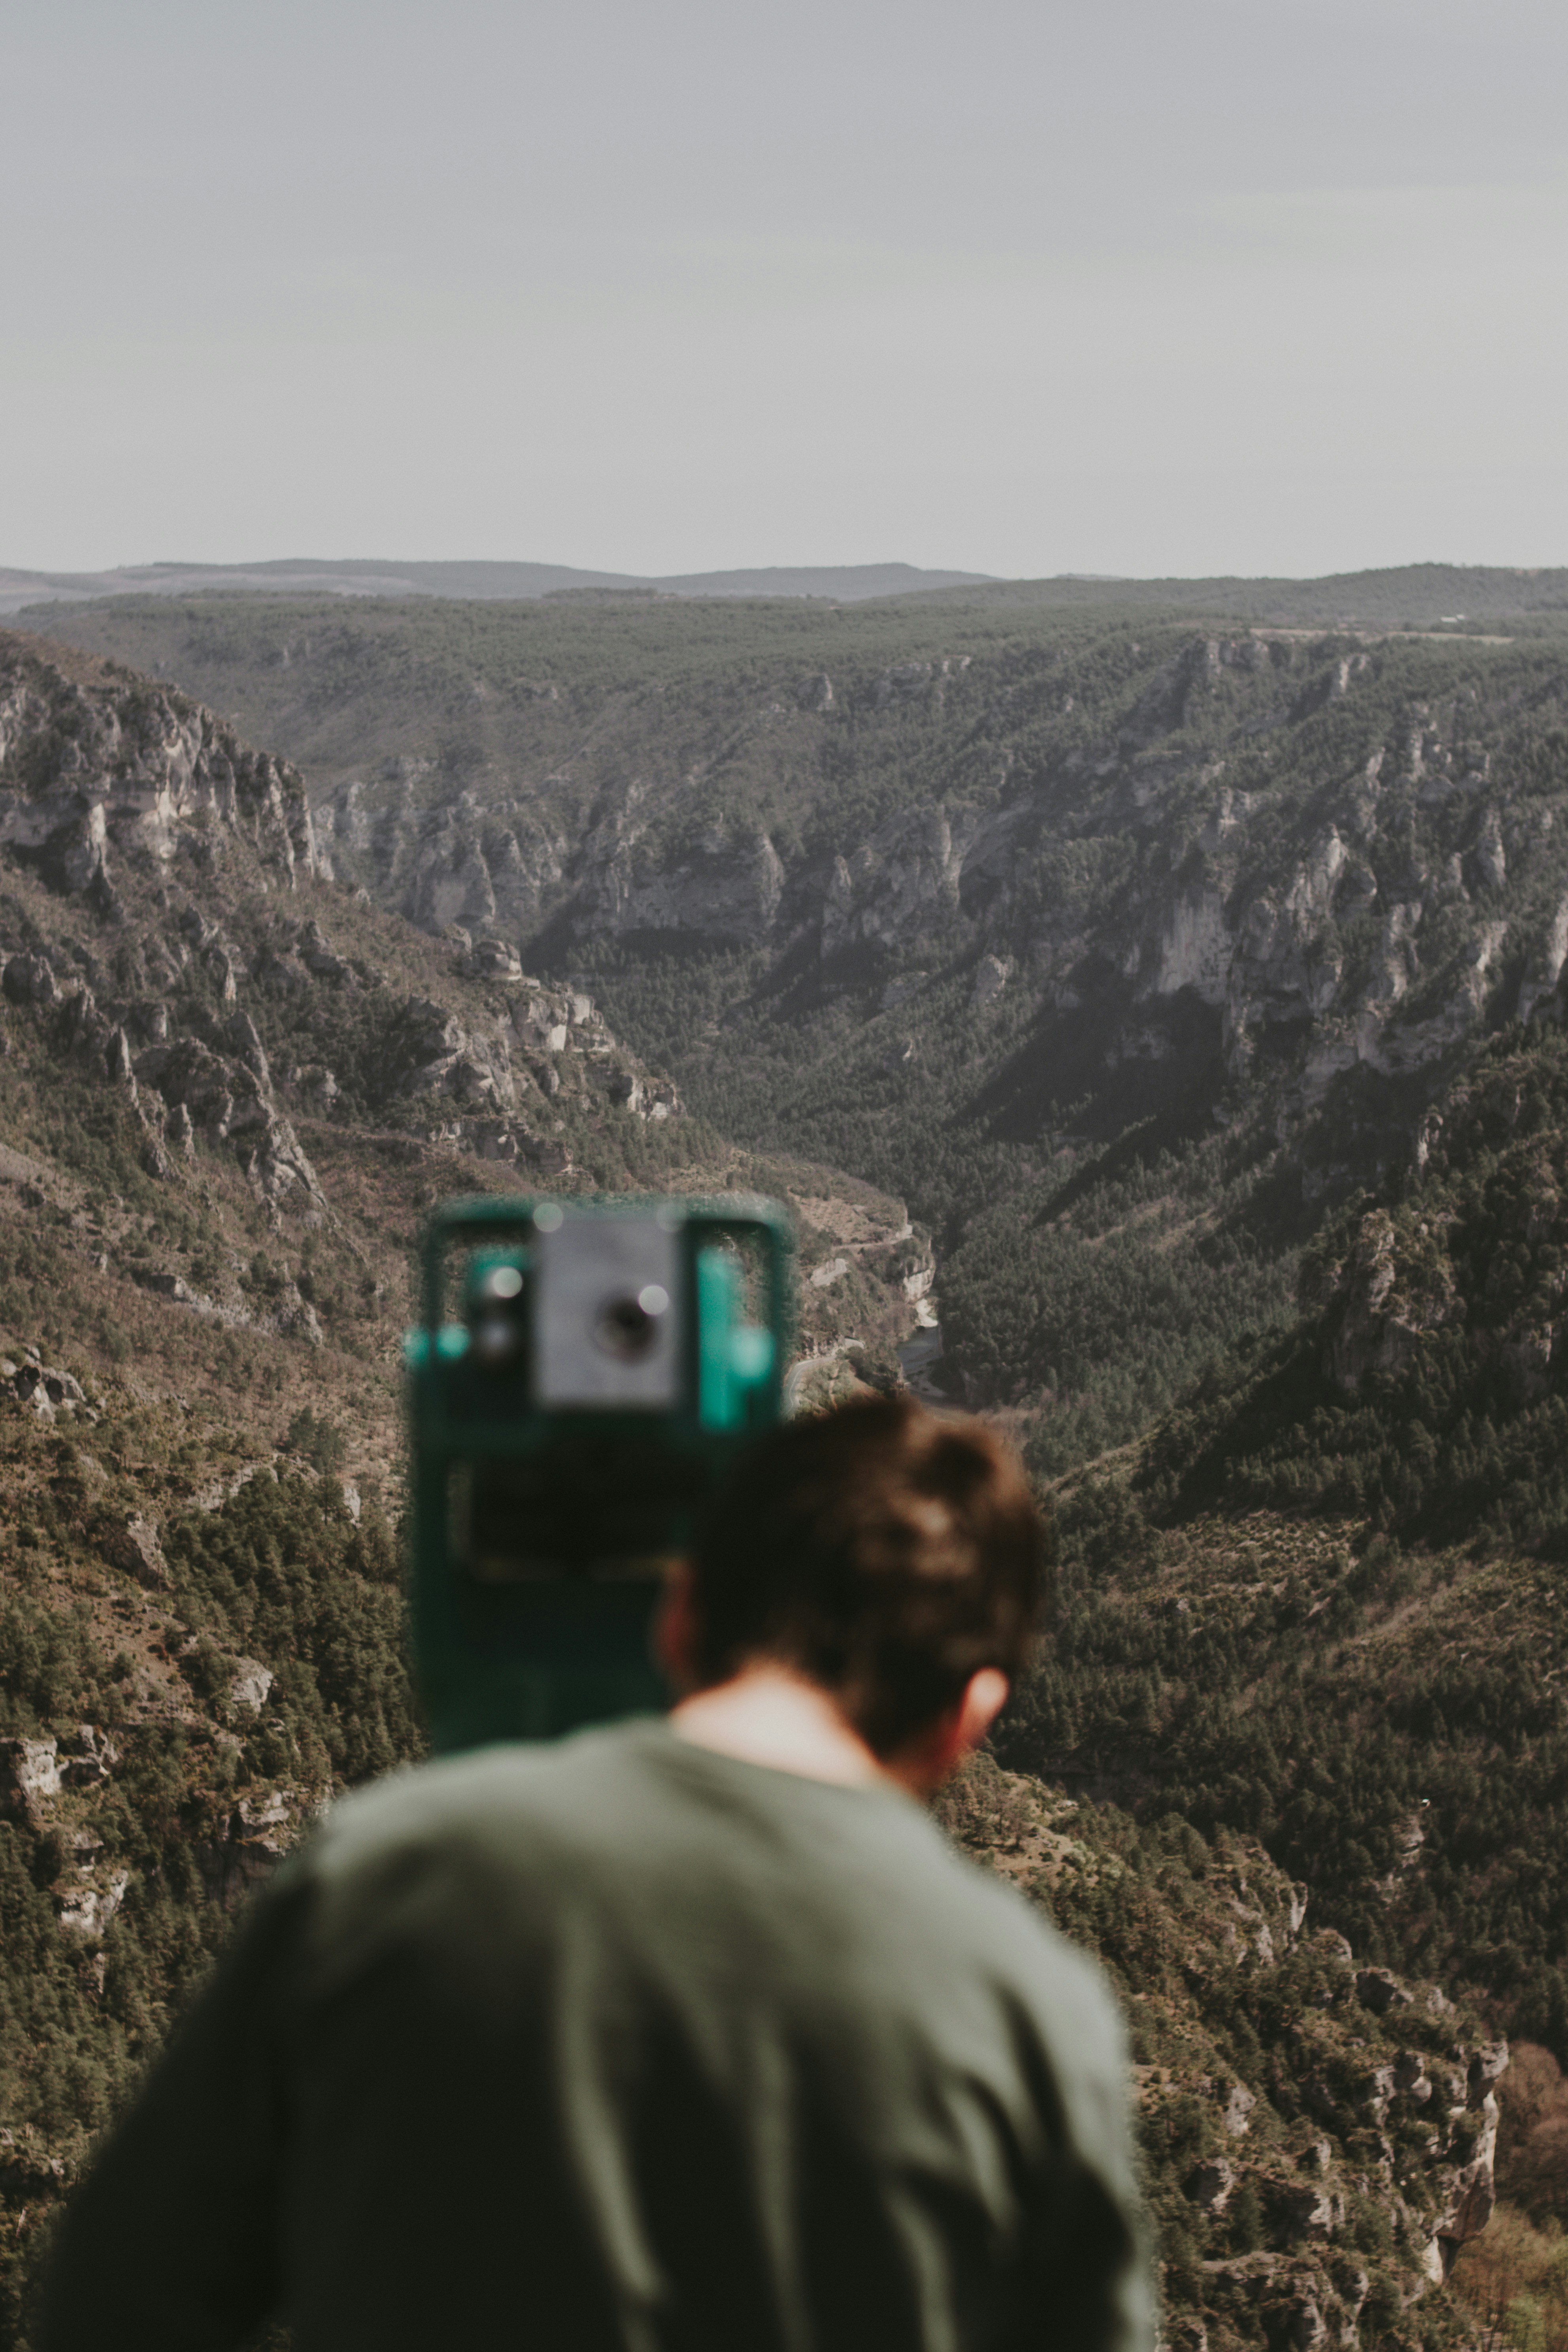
[670,1665,894,1792]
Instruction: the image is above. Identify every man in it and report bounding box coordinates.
[42,1396,1153,2352]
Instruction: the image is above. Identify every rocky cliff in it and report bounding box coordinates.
[290,625,1568,1141]
[34,599,1568,1089]
[0,634,712,1210]
[27,596,1568,1450]
[0,635,319,902]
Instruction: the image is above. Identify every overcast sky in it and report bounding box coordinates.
[5,0,1566,580]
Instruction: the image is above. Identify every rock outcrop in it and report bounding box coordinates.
[0,1736,64,1821]
[97,1513,169,1590]
[194,1784,325,1908]
[943,1754,1507,2350]
[0,1352,90,1422]
[0,641,320,898]
[0,646,681,1207]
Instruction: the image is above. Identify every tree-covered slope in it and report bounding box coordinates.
[1154,1021,1568,1556]
[6,603,1567,2351]
[992,1020,1568,2122]
[944,1753,1508,2352]
[0,636,931,2337]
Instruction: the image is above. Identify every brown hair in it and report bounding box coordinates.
[689,1395,1051,1757]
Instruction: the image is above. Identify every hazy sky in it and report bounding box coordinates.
[5,0,1567,579]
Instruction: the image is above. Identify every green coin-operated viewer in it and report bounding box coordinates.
[404,1193,794,1753]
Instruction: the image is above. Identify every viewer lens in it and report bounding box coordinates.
[595,1284,668,1361]
[474,1311,522,1369]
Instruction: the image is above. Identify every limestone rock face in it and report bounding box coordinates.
[60,1725,119,1789]
[1276,2186,1341,2244]
[0,689,688,1199]
[1317,1210,1459,1397]
[131,1033,323,1206]
[424,674,1514,1142]
[577,818,786,946]
[229,1658,274,1712]
[436,978,683,1132]
[1220,2082,1258,2138]
[1303,1130,1568,1425]
[194,1784,322,1907]
[28,623,1568,1219]
[56,1871,131,1938]
[225,1010,271,1088]
[462,935,523,983]
[970,952,1012,1006]
[1356,1967,1413,2015]
[1149,890,1231,1006]
[275,630,1568,1217]
[1,1356,89,1421]
[316,783,571,940]
[0,1737,63,1816]
[0,642,320,900]
[821,805,977,955]
[1426,2045,1507,2259]
[1185,2157,1235,2215]
[3,951,58,1006]
[98,1513,169,1590]
[271,1289,324,1347]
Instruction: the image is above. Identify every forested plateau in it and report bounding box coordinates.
[6,581,1568,2352]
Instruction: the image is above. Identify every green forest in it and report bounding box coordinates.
[992,1019,1568,2076]
[0,1469,419,2346]
[8,589,1568,2349]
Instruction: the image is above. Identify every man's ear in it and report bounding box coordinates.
[889,1667,1010,1797]
[953,1667,1010,1760]
[653,1561,699,1695]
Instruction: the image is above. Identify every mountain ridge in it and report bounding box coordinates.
[9,560,1568,629]
[0,560,996,618]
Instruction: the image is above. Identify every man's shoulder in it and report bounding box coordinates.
[293,1730,1122,2061]
[306,1719,655,1871]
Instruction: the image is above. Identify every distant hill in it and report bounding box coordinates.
[933,563,1568,629]
[0,558,996,616]
[8,557,1568,629]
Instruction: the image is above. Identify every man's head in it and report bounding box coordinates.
[673,1395,1050,1763]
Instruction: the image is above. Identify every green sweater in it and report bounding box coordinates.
[42,1722,1153,2352]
